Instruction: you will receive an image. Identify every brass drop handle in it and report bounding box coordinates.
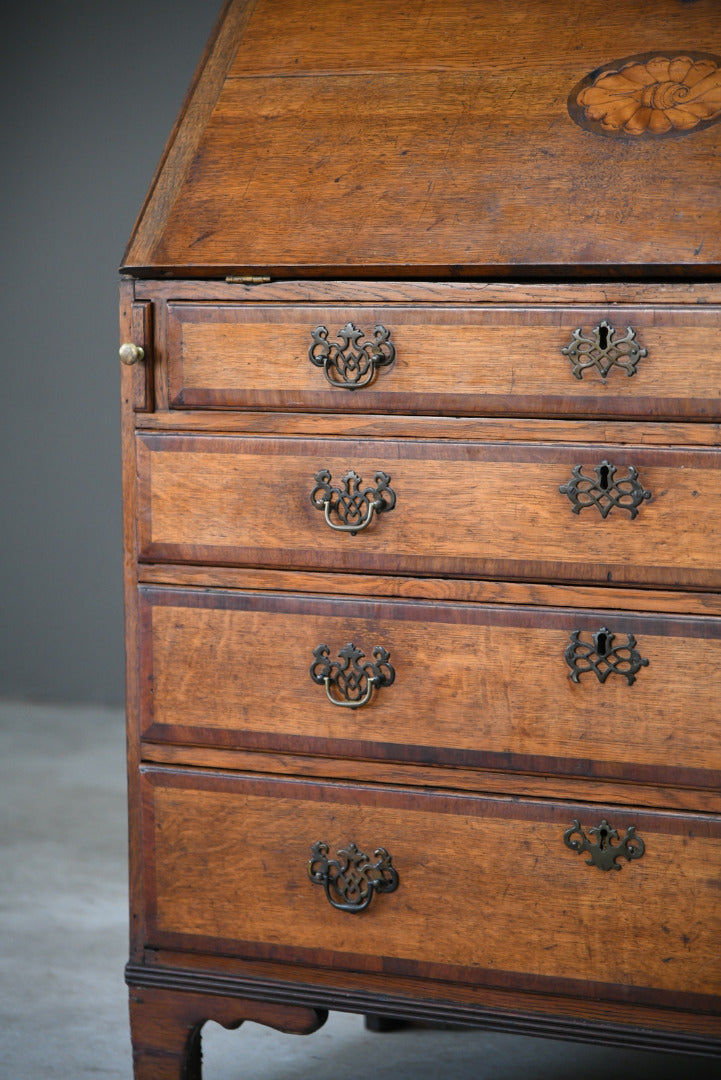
[564,819,645,871]
[561,320,646,381]
[310,642,395,709]
[308,841,399,912]
[119,342,145,366]
[310,469,396,534]
[308,322,395,390]
[559,459,651,518]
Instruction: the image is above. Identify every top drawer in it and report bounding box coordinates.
[165,303,721,419]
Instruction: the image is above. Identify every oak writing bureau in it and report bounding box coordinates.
[120,1,721,1075]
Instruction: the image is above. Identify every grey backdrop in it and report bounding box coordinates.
[1,1,222,703]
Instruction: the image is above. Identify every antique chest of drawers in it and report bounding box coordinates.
[120,1,721,1074]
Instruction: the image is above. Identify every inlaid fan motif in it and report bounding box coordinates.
[569,52,721,137]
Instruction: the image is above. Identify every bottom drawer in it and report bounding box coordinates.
[141,768,721,1013]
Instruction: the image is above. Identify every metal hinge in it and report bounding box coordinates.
[225,275,272,284]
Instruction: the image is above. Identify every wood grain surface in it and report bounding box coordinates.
[136,433,721,589]
[136,564,721,617]
[138,585,721,790]
[141,768,721,1006]
[138,411,721,448]
[165,302,721,419]
[122,0,721,277]
[120,0,721,1059]
[129,983,325,1080]
[134,279,721,305]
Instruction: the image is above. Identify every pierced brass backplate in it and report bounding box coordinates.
[310,642,395,708]
[559,460,651,519]
[561,321,646,382]
[308,841,399,912]
[310,469,396,534]
[565,627,649,685]
[564,819,645,871]
[308,322,395,390]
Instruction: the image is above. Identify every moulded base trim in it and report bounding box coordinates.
[125,962,721,1058]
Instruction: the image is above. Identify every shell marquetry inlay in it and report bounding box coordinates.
[569,51,721,138]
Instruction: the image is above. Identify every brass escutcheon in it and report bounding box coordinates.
[559,460,652,519]
[565,627,649,685]
[561,321,646,382]
[564,819,645,871]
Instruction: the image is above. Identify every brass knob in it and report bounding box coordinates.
[119,342,145,366]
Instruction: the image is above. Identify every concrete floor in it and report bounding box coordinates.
[1,700,718,1079]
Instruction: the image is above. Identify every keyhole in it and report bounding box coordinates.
[598,825,609,848]
[596,631,608,655]
[598,464,610,490]
[598,323,609,350]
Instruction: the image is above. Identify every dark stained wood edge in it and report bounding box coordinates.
[135,436,153,566]
[122,261,721,283]
[168,299,721,321]
[138,765,721,1016]
[136,279,721,305]
[166,388,721,423]
[136,565,721,617]
[152,284,171,412]
[137,541,721,591]
[125,963,721,1057]
[140,764,721,843]
[131,300,154,412]
[139,742,721,815]
[136,429,721,467]
[137,411,721,448]
[134,929,721,1018]
[121,0,259,272]
[139,722,721,792]
[139,581,721,635]
[120,279,145,962]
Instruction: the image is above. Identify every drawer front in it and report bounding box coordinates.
[142,768,721,1009]
[137,434,721,590]
[139,587,721,789]
[166,303,721,420]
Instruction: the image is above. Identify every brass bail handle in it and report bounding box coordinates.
[308,322,395,390]
[310,469,396,535]
[308,841,399,912]
[323,675,375,709]
[310,642,395,709]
